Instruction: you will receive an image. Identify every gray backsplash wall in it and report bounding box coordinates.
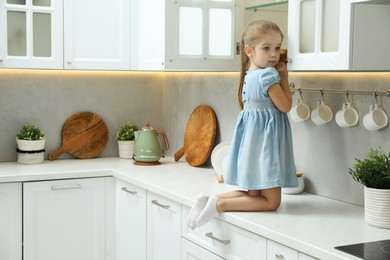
[0,70,163,161]
[1,69,389,206]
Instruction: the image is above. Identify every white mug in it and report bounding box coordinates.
[290,99,311,122]
[335,102,359,128]
[363,104,388,131]
[311,100,333,125]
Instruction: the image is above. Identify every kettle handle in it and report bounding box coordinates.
[156,130,170,150]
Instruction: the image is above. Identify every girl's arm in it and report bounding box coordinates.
[268,62,292,113]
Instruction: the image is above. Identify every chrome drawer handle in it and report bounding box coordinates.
[121,187,137,195]
[205,232,230,245]
[51,184,81,191]
[151,199,170,209]
[275,253,284,259]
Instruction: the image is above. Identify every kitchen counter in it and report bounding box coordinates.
[1,157,389,260]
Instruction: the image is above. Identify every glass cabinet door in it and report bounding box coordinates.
[288,0,351,70]
[298,0,340,54]
[177,0,235,59]
[131,0,244,71]
[0,0,63,69]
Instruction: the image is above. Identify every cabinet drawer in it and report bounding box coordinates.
[182,206,266,259]
[182,238,224,260]
[267,239,298,260]
[298,252,318,260]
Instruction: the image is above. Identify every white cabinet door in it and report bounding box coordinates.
[116,179,147,260]
[288,0,351,70]
[0,183,22,260]
[182,238,224,260]
[0,0,63,69]
[131,0,244,71]
[147,191,181,260]
[288,0,390,71]
[23,178,107,260]
[64,0,130,70]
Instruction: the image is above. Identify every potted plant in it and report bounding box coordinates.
[115,122,139,159]
[349,147,390,229]
[16,124,46,164]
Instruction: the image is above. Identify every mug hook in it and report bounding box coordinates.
[320,88,325,102]
[298,88,303,100]
[373,90,378,105]
[345,89,350,103]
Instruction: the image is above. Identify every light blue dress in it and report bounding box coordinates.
[224,67,298,190]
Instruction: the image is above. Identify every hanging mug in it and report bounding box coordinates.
[363,104,388,131]
[335,102,359,128]
[290,99,311,122]
[311,100,333,125]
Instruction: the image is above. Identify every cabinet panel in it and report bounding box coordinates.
[182,238,224,260]
[0,183,22,260]
[23,178,107,260]
[64,0,130,70]
[267,239,298,260]
[182,206,266,259]
[147,191,181,260]
[116,179,147,260]
[299,252,319,260]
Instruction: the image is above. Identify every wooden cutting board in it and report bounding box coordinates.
[49,112,108,160]
[174,104,217,166]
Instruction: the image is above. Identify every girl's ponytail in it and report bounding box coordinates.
[237,37,250,110]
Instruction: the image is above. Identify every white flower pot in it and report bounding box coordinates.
[16,138,45,151]
[118,140,135,159]
[16,138,45,164]
[364,186,390,229]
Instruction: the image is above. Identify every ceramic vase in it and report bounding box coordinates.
[16,138,45,164]
[364,186,390,229]
[118,140,135,159]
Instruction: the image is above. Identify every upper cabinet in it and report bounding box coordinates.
[1,0,244,71]
[0,0,63,69]
[288,0,390,71]
[130,0,244,71]
[64,0,130,70]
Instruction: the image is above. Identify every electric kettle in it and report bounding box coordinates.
[133,122,169,164]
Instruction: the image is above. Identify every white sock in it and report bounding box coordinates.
[195,196,219,228]
[186,195,209,230]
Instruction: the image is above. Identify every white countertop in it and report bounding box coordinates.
[1,157,389,260]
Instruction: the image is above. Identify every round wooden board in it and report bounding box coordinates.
[49,112,108,160]
[174,105,217,166]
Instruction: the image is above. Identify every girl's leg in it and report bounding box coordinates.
[186,190,247,229]
[217,187,281,212]
[195,187,281,227]
[216,190,248,199]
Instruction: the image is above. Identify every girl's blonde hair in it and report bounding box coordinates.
[237,20,284,110]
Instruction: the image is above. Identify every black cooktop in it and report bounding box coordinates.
[335,239,390,260]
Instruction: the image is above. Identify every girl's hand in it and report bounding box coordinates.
[276,61,288,80]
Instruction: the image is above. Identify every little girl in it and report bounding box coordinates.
[186,19,298,229]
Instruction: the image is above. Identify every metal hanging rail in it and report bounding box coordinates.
[290,83,390,97]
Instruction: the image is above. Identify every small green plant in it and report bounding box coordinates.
[16,124,45,141]
[115,122,139,141]
[349,147,390,189]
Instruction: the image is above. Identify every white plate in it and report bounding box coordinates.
[211,142,230,170]
[212,144,230,177]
